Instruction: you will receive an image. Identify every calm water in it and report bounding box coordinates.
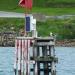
[0,47,75,75]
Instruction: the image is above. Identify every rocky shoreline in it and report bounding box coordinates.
[56,40,75,47]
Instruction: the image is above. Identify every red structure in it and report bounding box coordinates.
[19,0,32,9]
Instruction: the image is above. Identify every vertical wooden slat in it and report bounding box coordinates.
[14,39,18,75]
[28,39,31,75]
[18,40,21,75]
[21,39,25,75]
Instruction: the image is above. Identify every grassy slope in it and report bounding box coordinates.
[0,0,75,39]
[0,18,25,35]
[0,0,75,16]
[33,0,75,7]
[0,0,18,10]
[12,7,75,16]
[0,18,75,39]
[1,0,75,10]
[37,18,75,39]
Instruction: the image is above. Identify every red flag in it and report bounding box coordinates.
[19,0,32,9]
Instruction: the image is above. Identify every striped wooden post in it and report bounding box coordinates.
[18,40,21,75]
[14,39,31,75]
[28,40,31,75]
[21,40,25,75]
[14,39,18,75]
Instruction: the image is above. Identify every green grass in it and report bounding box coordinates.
[0,0,75,11]
[32,7,75,15]
[0,18,75,39]
[0,18,25,34]
[0,0,18,10]
[37,17,75,39]
[0,0,75,39]
[8,7,75,16]
[33,0,75,7]
[0,0,75,16]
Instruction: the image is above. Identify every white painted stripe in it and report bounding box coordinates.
[18,40,21,70]
[28,40,31,75]
[21,40,24,73]
[14,39,17,69]
[24,40,28,75]
[35,63,38,75]
[14,39,34,75]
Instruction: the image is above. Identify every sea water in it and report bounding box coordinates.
[0,47,75,75]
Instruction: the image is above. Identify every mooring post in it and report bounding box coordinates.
[14,37,57,75]
[18,40,21,75]
[14,14,58,75]
[14,39,17,75]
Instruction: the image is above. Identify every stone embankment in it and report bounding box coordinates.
[56,39,75,47]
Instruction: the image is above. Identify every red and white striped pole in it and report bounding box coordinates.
[17,40,21,75]
[27,40,31,75]
[24,39,31,75]
[26,40,29,75]
[21,40,25,75]
[23,40,28,75]
[14,39,18,75]
[14,38,32,75]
